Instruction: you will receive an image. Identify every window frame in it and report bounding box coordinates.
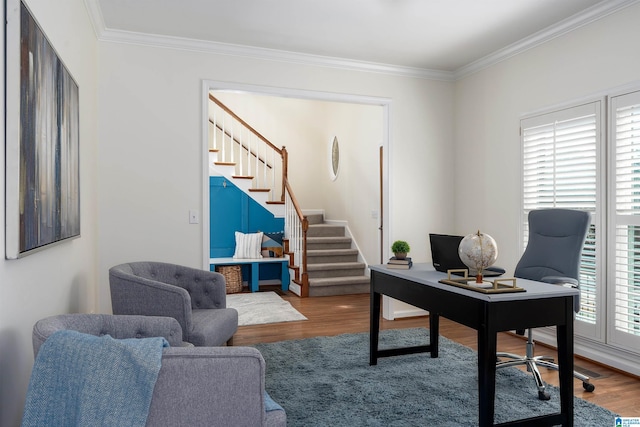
[607,89,640,351]
[520,98,606,342]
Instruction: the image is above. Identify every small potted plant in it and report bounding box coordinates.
[391,240,410,260]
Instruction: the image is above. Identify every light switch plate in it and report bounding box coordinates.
[189,209,199,224]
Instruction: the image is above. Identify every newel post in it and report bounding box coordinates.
[301,216,309,297]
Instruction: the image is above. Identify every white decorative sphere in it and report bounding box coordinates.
[458,231,498,275]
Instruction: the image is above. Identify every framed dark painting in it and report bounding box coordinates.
[5,0,80,259]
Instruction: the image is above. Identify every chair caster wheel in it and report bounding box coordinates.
[583,382,595,392]
[538,390,551,400]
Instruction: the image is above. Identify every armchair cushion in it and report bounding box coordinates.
[190,309,239,347]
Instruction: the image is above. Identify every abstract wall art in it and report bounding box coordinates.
[5,0,80,259]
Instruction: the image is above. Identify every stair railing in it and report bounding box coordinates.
[284,178,309,297]
[209,94,287,202]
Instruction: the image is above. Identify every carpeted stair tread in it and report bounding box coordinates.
[307,236,351,243]
[307,224,345,237]
[307,236,352,250]
[306,262,365,271]
[309,276,370,287]
[307,248,358,255]
[306,214,325,225]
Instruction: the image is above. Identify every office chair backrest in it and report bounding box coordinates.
[514,209,590,282]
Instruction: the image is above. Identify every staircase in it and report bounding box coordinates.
[305,213,370,296]
[209,94,370,297]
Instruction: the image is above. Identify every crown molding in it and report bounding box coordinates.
[83,0,106,40]
[454,0,640,80]
[84,0,640,83]
[100,28,454,81]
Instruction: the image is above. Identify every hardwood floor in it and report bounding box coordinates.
[233,289,640,417]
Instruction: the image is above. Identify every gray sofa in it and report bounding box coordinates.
[31,314,286,427]
[109,261,238,346]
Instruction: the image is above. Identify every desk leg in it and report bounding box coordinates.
[477,327,497,427]
[557,298,575,426]
[370,290,381,366]
[429,313,439,358]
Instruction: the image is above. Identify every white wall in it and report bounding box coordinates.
[2,2,638,424]
[0,1,99,425]
[96,42,455,313]
[453,3,640,273]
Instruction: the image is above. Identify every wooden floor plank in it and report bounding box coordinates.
[233,289,640,417]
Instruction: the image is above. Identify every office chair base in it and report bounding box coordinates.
[497,352,595,399]
[538,390,551,401]
[497,354,550,400]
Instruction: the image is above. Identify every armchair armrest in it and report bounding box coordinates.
[541,276,578,287]
[109,267,192,334]
[147,347,280,427]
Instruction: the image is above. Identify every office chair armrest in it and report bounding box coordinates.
[542,276,580,313]
[541,276,578,287]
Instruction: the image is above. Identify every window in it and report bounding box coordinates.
[609,90,640,350]
[521,102,601,327]
[522,91,640,355]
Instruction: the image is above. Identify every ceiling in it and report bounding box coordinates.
[90,0,634,77]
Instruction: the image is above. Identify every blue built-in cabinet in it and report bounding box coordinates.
[209,176,284,280]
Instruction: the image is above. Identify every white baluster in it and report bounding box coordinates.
[238,125,243,176]
[229,117,236,167]
[263,142,267,187]
[247,132,252,180]
[255,139,259,188]
[213,104,218,150]
[271,149,275,202]
[221,113,225,161]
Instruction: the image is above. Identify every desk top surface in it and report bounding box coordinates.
[370,263,579,302]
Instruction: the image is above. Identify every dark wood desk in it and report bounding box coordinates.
[369,264,578,427]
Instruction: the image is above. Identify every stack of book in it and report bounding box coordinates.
[387,257,412,269]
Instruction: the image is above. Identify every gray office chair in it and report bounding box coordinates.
[496,208,595,400]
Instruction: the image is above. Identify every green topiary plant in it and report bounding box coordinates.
[391,240,410,254]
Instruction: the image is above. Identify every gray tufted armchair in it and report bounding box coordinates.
[30,314,286,427]
[109,261,238,346]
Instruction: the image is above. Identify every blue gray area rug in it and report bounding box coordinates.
[254,328,618,426]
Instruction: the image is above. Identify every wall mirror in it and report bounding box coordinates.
[331,136,340,180]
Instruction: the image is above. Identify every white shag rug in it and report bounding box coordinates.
[226,291,308,326]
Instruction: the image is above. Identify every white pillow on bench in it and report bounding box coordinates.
[233,232,264,259]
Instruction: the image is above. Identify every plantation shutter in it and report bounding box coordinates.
[521,102,600,324]
[609,90,640,349]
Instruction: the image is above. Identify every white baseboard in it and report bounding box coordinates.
[533,328,640,377]
[383,296,428,320]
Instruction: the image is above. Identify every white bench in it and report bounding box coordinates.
[209,257,290,292]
